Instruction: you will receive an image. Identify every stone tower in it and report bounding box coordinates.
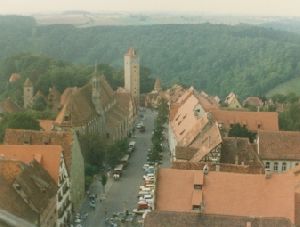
[124,48,140,106]
[24,78,33,108]
[154,78,161,92]
[91,73,104,116]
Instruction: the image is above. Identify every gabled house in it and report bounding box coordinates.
[257,130,300,172]
[210,109,279,132]
[4,129,85,211]
[155,167,300,226]
[0,159,57,227]
[224,92,242,109]
[0,145,72,227]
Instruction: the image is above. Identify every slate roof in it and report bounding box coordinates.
[220,137,264,168]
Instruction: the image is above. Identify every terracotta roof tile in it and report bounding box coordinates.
[156,168,299,225]
[211,110,279,131]
[39,120,54,131]
[258,130,300,160]
[144,211,293,227]
[156,168,203,211]
[0,160,37,224]
[0,145,62,183]
[171,92,210,146]
[9,73,21,83]
[189,123,222,162]
[4,129,73,176]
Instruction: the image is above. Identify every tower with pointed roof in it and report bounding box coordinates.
[24,78,33,108]
[124,48,140,106]
[91,71,105,117]
[154,78,161,92]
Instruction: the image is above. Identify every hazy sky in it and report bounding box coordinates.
[1,0,300,16]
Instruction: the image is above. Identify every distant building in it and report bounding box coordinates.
[124,48,140,106]
[257,130,300,173]
[210,109,279,132]
[224,92,242,109]
[4,129,85,212]
[54,73,134,142]
[9,73,21,83]
[24,78,34,109]
[243,96,264,109]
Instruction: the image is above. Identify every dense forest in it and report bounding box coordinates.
[1,16,300,97]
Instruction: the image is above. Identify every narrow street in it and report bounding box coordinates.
[80,108,169,227]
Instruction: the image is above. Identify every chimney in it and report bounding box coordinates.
[246,221,251,227]
[203,164,209,175]
[215,164,220,172]
[265,169,272,179]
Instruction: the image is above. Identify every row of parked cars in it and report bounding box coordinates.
[133,162,156,221]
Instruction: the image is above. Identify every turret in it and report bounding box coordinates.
[24,78,33,108]
[124,48,140,107]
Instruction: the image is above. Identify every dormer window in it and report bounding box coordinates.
[194,184,202,190]
[192,205,200,210]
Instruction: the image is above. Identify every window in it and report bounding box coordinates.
[282,162,287,171]
[274,162,278,171]
[265,162,270,169]
[192,205,200,210]
[194,184,202,190]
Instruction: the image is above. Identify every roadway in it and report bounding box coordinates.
[81,108,170,227]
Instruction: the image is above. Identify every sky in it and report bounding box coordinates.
[1,0,300,16]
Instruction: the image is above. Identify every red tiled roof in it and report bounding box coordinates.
[171,91,210,146]
[156,168,299,224]
[211,110,279,131]
[39,120,54,131]
[4,129,73,176]
[258,130,300,160]
[156,168,203,211]
[0,145,62,183]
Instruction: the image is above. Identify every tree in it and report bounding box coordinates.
[228,124,256,142]
[32,96,47,111]
[101,174,108,193]
[0,112,41,141]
